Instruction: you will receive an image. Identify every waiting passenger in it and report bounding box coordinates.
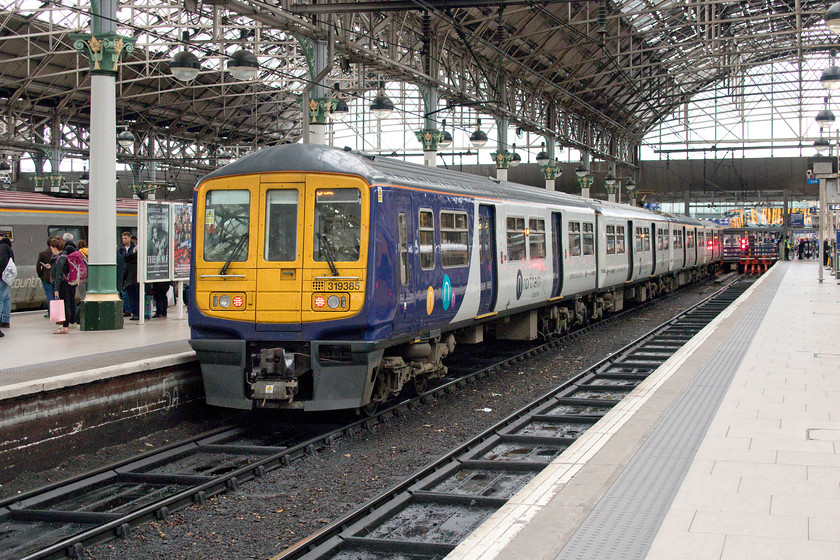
[0,234,13,330]
[49,237,73,334]
[36,239,55,318]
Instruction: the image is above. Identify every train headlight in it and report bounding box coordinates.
[219,295,232,308]
[327,295,340,309]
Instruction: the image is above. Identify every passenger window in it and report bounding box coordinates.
[643,227,651,252]
[616,226,626,254]
[419,209,435,269]
[203,189,250,262]
[568,221,581,257]
[314,188,361,262]
[529,218,546,259]
[440,211,469,267]
[582,223,594,255]
[687,230,695,249]
[398,212,409,286]
[606,225,616,255]
[507,216,526,261]
[49,226,85,244]
[264,190,297,261]
[635,226,643,253]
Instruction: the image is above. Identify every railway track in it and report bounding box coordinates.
[0,275,740,560]
[275,276,752,560]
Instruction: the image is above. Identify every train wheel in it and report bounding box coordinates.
[358,400,378,417]
[407,375,429,397]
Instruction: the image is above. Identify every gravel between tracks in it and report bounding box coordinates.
[65,283,720,560]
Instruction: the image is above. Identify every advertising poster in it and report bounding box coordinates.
[172,203,192,280]
[145,202,171,281]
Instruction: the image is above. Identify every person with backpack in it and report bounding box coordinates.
[0,234,14,334]
[50,237,80,334]
[60,233,85,325]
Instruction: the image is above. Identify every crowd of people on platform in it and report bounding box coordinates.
[778,234,836,267]
[0,231,174,337]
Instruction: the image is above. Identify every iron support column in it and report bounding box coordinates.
[71,0,135,330]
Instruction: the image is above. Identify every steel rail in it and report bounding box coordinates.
[1,274,731,560]
[274,276,749,560]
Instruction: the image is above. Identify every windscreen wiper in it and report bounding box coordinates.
[319,233,340,277]
[219,232,249,275]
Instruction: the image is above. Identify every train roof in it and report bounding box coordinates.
[0,191,139,213]
[202,144,598,212]
[201,145,725,229]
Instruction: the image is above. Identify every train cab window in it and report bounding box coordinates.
[507,217,526,261]
[314,188,361,262]
[568,221,581,257]
[616,226,626,254]
[264,190,297,261]
[582,222,594,255]
[529,218,546,259]
[440,211,469,267]
[398,212,409,286]
[419,209,435,269]
[606,225,616,254]
[203,190,250,262]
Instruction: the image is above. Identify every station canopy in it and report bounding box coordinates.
[0,0,836,173]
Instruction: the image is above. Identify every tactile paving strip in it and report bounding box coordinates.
[557,266,785,560]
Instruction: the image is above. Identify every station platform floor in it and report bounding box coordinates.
[0,306,193,400]
[448,259,840,560]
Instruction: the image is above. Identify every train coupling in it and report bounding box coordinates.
[248,348,299,402]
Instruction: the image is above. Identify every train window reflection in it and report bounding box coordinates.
[507,216,526,261]
[568,221,581,257]
[419,209,435,270]
[582,222,594,255]
[203,190,250,262]
[529,218,546,259]
[441,211,469,267]
[264,190,297,261]
[314,188,361,262]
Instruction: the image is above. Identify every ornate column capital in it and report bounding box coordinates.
[491,151,513,170]
[415,129,443,152]
[70,32,135,74]
[309,97,336,125]
[540,163,560,180]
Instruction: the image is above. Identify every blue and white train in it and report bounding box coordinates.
[188,144,721,412]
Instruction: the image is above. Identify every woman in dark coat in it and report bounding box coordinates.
[49,237,74,334]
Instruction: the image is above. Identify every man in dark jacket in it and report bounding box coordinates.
[123,247,140,320]
[36,239,55,318]
[0,235,13,333]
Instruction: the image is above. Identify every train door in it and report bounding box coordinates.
[477,204,497,315]
[256,182,304,331]
[650,223,657,275]
[626,220,634,282]
[395,192,418,332]
[550,212,564,297]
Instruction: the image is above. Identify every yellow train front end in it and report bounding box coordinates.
[190,166,375,411]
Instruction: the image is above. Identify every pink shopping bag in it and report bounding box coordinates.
[49,299,65,322]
